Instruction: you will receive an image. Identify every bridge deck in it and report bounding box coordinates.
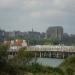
[27,45,75,52]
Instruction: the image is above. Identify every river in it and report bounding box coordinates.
[30,58,64,67]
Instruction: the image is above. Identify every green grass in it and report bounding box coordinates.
[19,55,75,75]
[19,63,64,75]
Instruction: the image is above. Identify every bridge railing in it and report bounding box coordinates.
[27,45,75,52]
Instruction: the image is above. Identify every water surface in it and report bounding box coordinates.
[31,58,64,67]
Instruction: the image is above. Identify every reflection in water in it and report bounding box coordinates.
[30,58,64,67]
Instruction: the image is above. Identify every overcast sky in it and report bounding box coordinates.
[0,0,75,34]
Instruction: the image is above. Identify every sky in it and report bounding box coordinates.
[0,0,75,34]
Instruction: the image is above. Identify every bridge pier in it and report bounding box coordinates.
[33,51,75,59]
[49,52,51,58]
[62,53,65,59]
[56,52,59,58]
[40,52,41,58]
[43,52,45,57]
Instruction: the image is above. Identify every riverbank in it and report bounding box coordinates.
[19,64,64,75]
[18,55,75,75]
[0,45,75,75]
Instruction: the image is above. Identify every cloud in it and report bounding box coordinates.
[22,0,65,18]
[30,10,64,18]
[0,0,17,8]
[0,0,75,34]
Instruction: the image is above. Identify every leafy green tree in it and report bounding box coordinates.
[0,45,9,58]
[9,47,33,66]
[0,45,20,75]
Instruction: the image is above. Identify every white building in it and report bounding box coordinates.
[7,39,27,59]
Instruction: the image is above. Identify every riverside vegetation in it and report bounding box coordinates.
[0,45,75,75]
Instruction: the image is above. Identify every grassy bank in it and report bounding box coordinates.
[19,64,64,75]
[0,45,75,75]
[18,55,75,75]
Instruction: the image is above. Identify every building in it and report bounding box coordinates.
[4,39,27,47]
[14,31,25,37]
[46,26,63,40]
[0,29,5,42]
[27,29,41,40]
[6,31,16,38]
[4,39,27,59]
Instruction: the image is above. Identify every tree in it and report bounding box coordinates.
[9,47,33,66]
[0,45,20,75]
[0,45,9,58]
